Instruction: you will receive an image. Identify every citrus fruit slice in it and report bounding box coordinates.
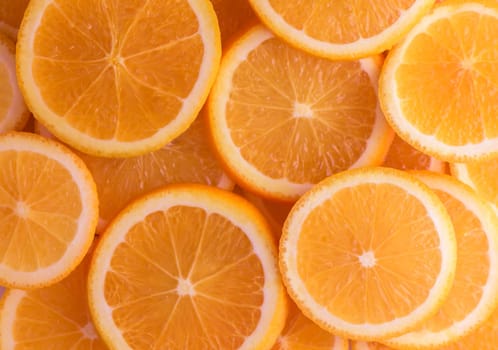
[436,305,498,349]
[17,0,221,157]
[272,297,348,350]
[241,189,293,239]
[0,33,29,134]
[383,134,447,172]
[209,25,393,202]
[88,184,287,349]
[352,341,394,350]
[0,0,29,40]
[380,0,498,162]
[451,161,498,215]
[209,0,257,45]
[35,112,235,232]
[385,172,498,349]
[247,0,436,59]
[0,246,108,349]
[0,132,98,288]
[279,167,457,340]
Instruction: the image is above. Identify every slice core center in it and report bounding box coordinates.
[358,250,376,268]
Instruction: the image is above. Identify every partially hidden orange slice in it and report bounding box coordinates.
[280,167,457,340]
[209,0,257,45]
[36,113,235,232]
[17,0,221,157]
[272,297,348,350]
[380,0,498,162]
[451,161,498,216]
[0,132,98,288]
[209,25,393,202]
[88,184,287,349]
[385,172,498,349]
[0,33,29,134]
[0,246,108,349]
[437,304,498,349]
[383,134,447,172]
[0,0,29,40]
[247,0,436,59]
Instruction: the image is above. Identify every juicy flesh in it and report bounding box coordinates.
[396,11,498,146]
[104,206,265,349]
[0,150,81,270]
[11,253,107,349]
[228,37,377,183]
[268,0,416,43]
[297,183,442,324]
[32,0,204,141]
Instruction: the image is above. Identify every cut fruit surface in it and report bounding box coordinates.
[451,161,498,215]
[36,113,234,232]
[0,132,98,288]
[17,0,221,157]
[380,0,498,162]
[88,184,287,349]
[280,167,457,340]
[385,172,498,349]
[0,33,29,133]
[209,25,393,202]
[383,134,447,172]
[0,247,108,349]
[247,0,436,59]
[436,303,498,349]
[272,297,348,350]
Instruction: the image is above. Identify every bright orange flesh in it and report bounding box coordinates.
[210,26,393,201]
[0,249,108,349]
[280,167,456,340]
[380,0,498,161]
[18,0,220,156]
[0,132,97,288]
[267,0,417,44]
[89,185,286,349]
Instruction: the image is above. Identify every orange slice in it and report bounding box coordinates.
[351,341,394,350]
[385,172,498,349]
[209,0,258,45]
[241,189,293,239]
[0,0,29,40]
[209,25,393,202]
[0,247,108,349]
[17,0,221,157]
[436,305,498,349]
[451,161,498,215]
[379,0,498,162]
[88,184,287,349]
[0,33,29,134]
[272,297,348,350]
[36,112,234,232]
[383,134,447,172]
[279,167,457,340]
[0,132,98,288]
[247,0,436,59]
